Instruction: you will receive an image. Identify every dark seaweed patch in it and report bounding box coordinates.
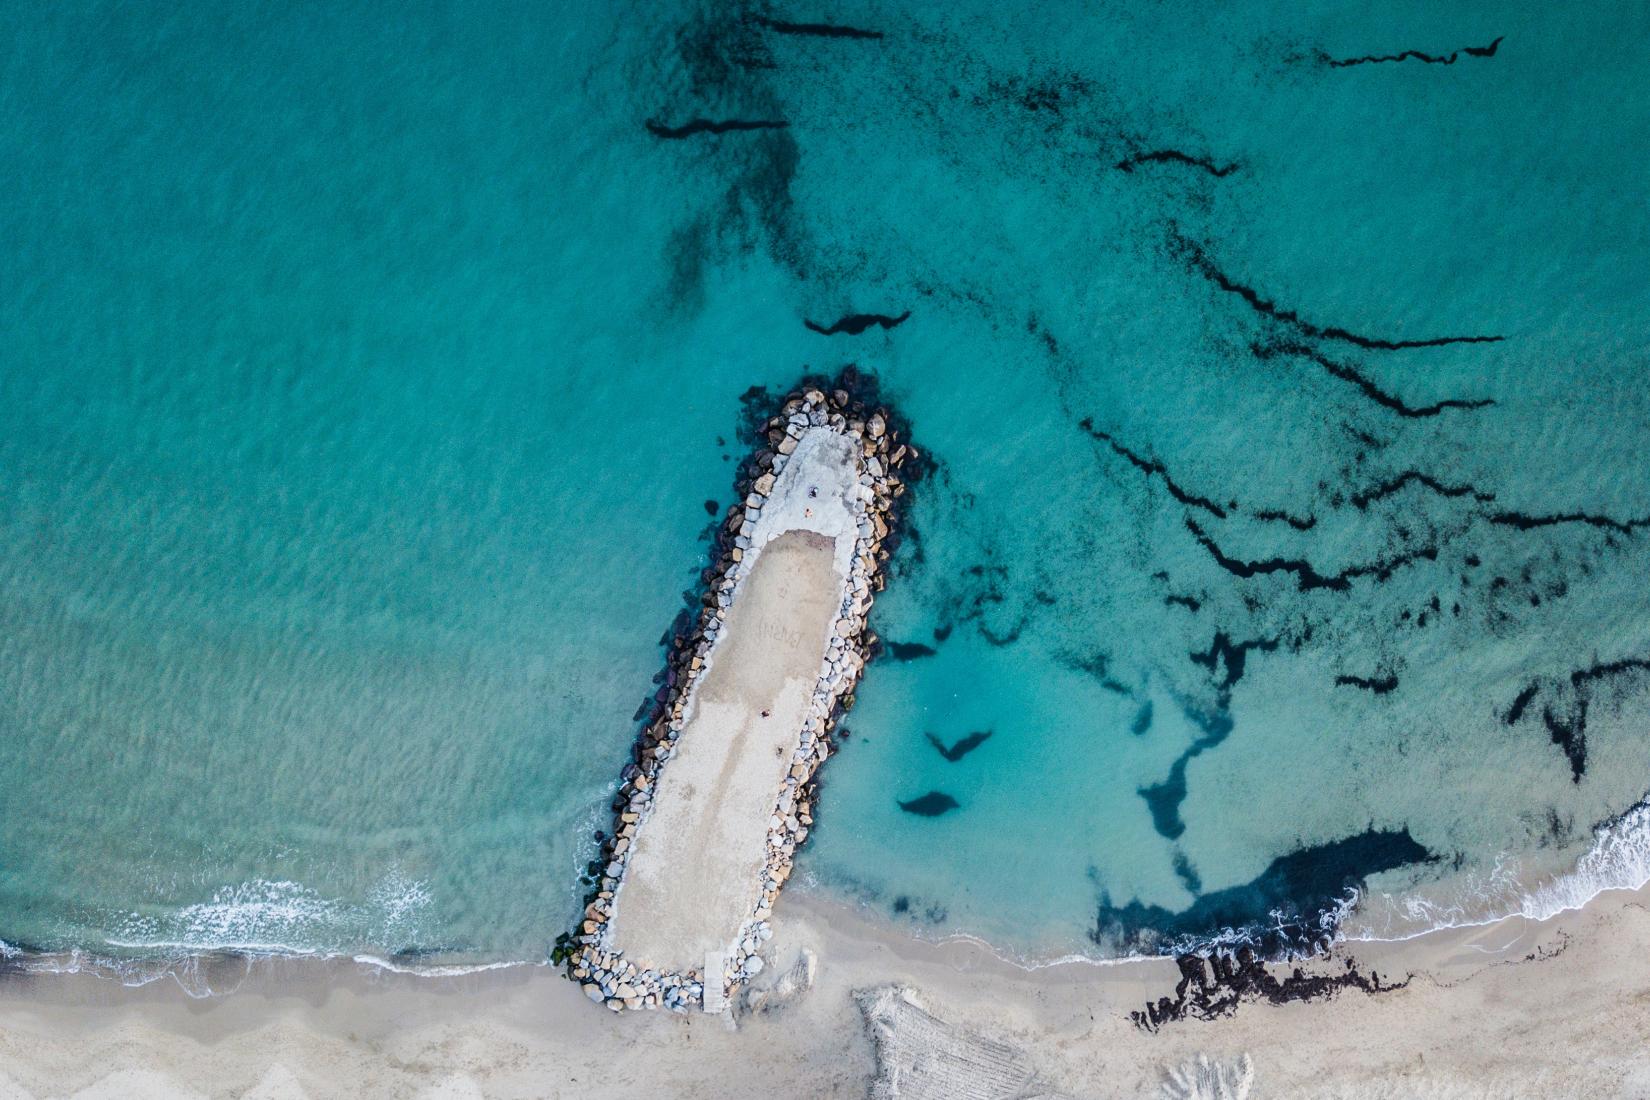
[1506,655,1650,781]
[1096,827,1435,957]
[645,118,790,139]
[898,791,961,816]
[1165,594,1202,612]
[1079,418,1229,518]
[1131,700,1155,736]
[1060,651,1133,695]
[660,119,805,305]
[804,311,911,336]
[1190,630,1280,690]
[1139,633,1280,838]
[925,730,992,762]
[1348,471,1496,510]
[1139,705,1233,839]
[1172,851,1203,894]
[1542,707,1586,783]
[1319,36,1504,68]
[1185,517,1437,593]
[1489,509,1650,536]
[977,71,1096,116]
[1174,235,1505,351]
[1335,673,1399,694]
[1505,682,1540,725]
[937,561,1039,648]
[1116,149,1238,177]
[1252,508,1317,531]
[753,16,883,40]
[1251,340,1495,418]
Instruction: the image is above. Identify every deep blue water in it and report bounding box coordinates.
[3,1,1649,968]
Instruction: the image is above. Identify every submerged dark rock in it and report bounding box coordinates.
[804,311,911,336]
[887,640,939,660]
[898,791,961,817]
[925,730,992,762]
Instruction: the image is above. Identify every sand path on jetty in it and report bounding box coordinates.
[608,531,839,973]
[606,427,862,978]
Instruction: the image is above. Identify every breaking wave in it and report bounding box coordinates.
[1344,797,1650,944]
[105,870,434,955]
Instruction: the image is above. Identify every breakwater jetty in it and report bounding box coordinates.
[564,371,914,1013]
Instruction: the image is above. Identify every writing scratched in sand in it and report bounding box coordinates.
[753,617,805,651]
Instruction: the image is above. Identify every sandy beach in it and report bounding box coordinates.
[4,879,1650,1098]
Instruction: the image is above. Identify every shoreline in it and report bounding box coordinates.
[7,789,1650,991]
[570,370,915,1012]
[4,876,1650,1096]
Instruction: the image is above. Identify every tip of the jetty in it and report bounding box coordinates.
[562,373,913,1013]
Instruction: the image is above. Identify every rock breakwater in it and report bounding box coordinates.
[560,369,915,1013]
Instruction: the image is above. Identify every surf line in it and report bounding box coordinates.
[563,371,915,1013]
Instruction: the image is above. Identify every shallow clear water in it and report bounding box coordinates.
[3,1,1649,967]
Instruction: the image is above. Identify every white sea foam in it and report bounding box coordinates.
[1344,798,1650,944]
[110,879,346,952]
[798,794,1650,972]
[351,954,530,977]
[100,869,437,960]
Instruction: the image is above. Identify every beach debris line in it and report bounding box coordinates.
[561,369,916,1012]
[1132,948,1407,1032]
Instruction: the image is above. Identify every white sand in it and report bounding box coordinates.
[5,882,1650,1098]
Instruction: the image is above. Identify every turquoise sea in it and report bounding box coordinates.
[4,1,1650,977]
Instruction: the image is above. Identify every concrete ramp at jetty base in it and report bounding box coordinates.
[605,528,842,976]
